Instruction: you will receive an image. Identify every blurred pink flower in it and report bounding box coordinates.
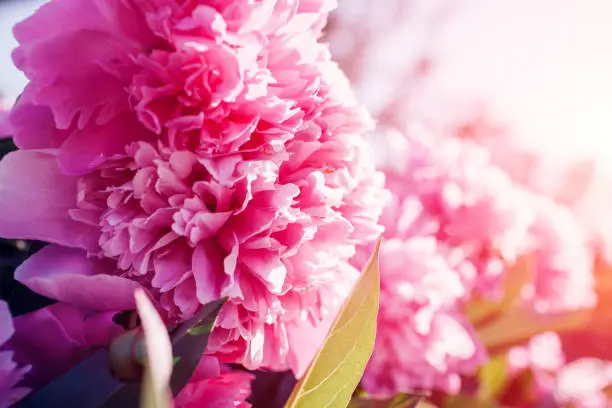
[507,333,612,407]
[359,123,597,396]
[359,127,543,395]
[435,117,599,314]
[362,236,486,396]
[175,356,253,408]
[379,128,534,297]
[328,0,601,314]
[507,332,565,374]
[0,301,29,408]
[553,359,612,408]
[1,0,385,375]
[525,200,596,313]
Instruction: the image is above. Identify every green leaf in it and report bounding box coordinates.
[477,355,509,400]
[169,297,227,396]
[284,240,382,408]
[187,321,215,336]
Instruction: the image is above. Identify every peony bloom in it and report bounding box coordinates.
[175,356,253,408]
[360,126,540,395]
[0,301,29,408]
[552,359,612,408]
[1,0,385,374]
[378,127,534,298]
[507,332,565,375]
[362,236,486,395]
[523,199,596,313]
[360,124,596,396]
[430,116,599,313]
[505,333,612,408]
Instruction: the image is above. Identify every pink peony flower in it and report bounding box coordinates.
[0,301,29,408]
[362,236,486,396]
[1,0,385,375]
[378,127,534,298]
[175,356,253,408]
[506,334,612,407]
[552,359,612,408]
[437,116,599,313]
[524,200,596,313]
[507,332,565,375]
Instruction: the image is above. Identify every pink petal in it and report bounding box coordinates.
[10,302,124,388]
[10,304,83,388]
[0,150,98,250]
[192,241,223,304]
[0,301,14,346]
[9,85,70,149]
[241,250,287,294]
[58,113,153,175]
[13,0,114,44]
[16,245,140,310]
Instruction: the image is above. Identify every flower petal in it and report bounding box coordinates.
[58,113,153,175]
[16,245,140,310]
[0,301,14,346]
[10,302,124,388]
[9,85,69,149]
[0,150,98,250]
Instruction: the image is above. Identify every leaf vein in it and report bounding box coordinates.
[300,311,377,398]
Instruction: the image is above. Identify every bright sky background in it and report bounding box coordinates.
[426,0,612,169]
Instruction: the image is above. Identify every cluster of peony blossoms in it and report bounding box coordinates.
[0,0,386,405]
[346,110,600,399]
[328,0,608,402]
[359,125,535,396]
